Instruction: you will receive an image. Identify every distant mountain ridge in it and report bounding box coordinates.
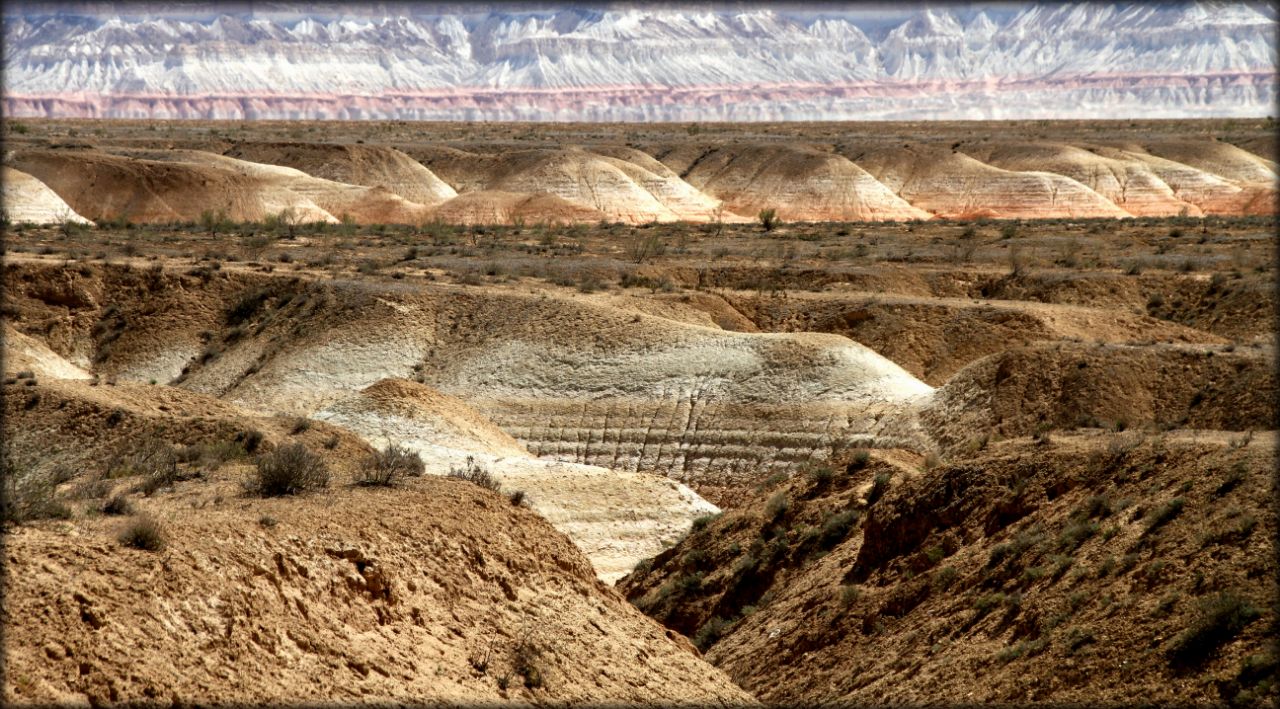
[3,2,1276,120]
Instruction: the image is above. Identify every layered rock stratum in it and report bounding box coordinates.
[3,3,1275,120]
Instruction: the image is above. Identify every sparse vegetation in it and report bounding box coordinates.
[358,442,424,486]
[1167,592,1261,667]
[118,514,166,551]
[250,443,330,496]
[447,456,501,492]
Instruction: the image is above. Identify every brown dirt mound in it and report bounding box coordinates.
[661,143,929,222]
[842,144,1130,220]
[320,378,529,458]
[619,435,1277,705]
[728,291,1223,386]
[922,342,1273,451]
[112,148,437,225]
[429,189,608,225]
[2,376,372,481]
[2,472,751,705]
[223,141,458,206]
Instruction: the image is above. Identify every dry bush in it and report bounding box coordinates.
[101,493,133,516]
[447,456,501,492]
[118,514,166,551]
[1,451,72,523]
[358,443,425,486]
[251,443,330,496]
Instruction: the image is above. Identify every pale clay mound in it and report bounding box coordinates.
[1,166,93,225]
[406,145,736,224]
[3,324,93,380]
[1089,145,1266,216]
[222,141,458,207]
[168,285,936,490]
[313,378,720,583]
[660,144,931,222]
[428,190,609,225]
[968,143,1202,217]
[845,145,1132,220]
[1137,140,1278,185]
[7,149,334,224]
[484,149,730,224]
[2,481,752,706]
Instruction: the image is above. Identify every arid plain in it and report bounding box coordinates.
[2,117,1276,705]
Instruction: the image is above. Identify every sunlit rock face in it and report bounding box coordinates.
[3,3,1275,120]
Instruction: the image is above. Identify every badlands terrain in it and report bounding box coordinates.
[1,118,1277,706]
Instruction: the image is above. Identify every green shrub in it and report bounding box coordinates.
[251,443,330,496]
[764,491,790,521]
[1214,463,1247,498]
[758,208,779,232]
[693,616,735,651]
[1057,519,1100,551]
[866,472,892,506]
[840,584,863,606]
[1144,497,1185,535]
[819,509,860,549]
[933,566,960,590]
[806,465,835,492]
[1168,592,1261,667]
[691,512,719,533]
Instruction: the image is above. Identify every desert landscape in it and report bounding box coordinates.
[1,114,1275,705]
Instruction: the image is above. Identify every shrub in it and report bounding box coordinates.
[509,490,527,507]
[251,443,330,496]
[1168,592,1261,667]
[866,472,892,506]
[691,512,719,533]
[1057,519,1100,551]
[358,443,424,486]
[676,572,705,594]
[933,566,960,590]
[764,491,790,521]
[840,584,863,606]
[758,208,779,232]
[1144,497,1185,536]
[693,616,735,651]
[289,417,311,435]
[974,592,1006,618]
[119,515,166,551]
[447,456,501,492]
[237,429,264,453]
[2,461,72,523]
[819,509,860,549]
[806,466,835,493]
[847,449,871,470]
[101,493,132,516]
[1214,463,1247,498]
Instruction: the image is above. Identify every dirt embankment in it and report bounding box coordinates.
[3,468,751,705]
[619,435,1277,705]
